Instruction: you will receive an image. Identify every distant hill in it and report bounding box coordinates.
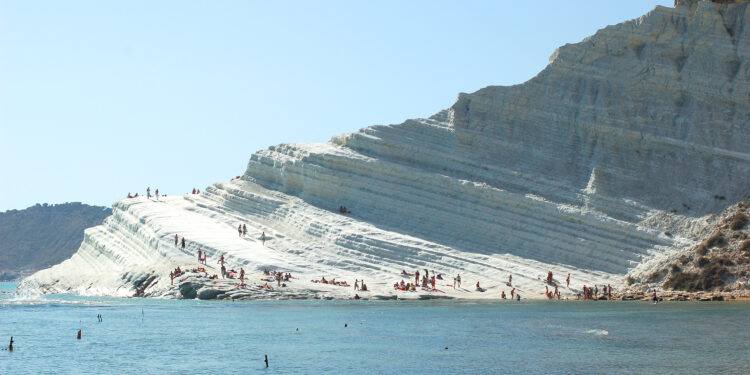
[0,203,111,280]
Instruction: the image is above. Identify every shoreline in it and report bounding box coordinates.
[7,279,750,303]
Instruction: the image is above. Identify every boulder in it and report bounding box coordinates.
[197,288,222,300]
[178,282,198,299]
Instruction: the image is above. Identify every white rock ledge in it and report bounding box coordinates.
[20,1,750,300]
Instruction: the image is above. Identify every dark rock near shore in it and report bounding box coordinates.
[197,288,222,300]
[179,282,198,299]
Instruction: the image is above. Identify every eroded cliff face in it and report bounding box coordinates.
[455,0,750,218]
[241,1,750,273]
[21,1,750,298]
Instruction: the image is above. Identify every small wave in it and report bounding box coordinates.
[585,329,609,336]
[2,297,108,307]
[10,285,44,302]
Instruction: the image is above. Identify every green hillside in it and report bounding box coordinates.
[0,202,110,280]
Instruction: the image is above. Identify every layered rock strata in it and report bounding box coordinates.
[21,1,750,299]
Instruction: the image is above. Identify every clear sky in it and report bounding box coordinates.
[0,0,672,212]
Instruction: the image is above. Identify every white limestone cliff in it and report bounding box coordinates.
[20,1,750,299]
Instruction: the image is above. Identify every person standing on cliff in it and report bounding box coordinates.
[155,188,159,200]
[566,273,570,288]
[181,237,186,249]
[456,274,461,288]
[238,224,243,237]
[147,187,151,199]
[242,224,247,237]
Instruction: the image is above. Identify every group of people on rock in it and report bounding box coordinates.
[393,280,418,291]
[338,206,350,213]
[500,288,518,300]
[146,187,160,200]
[353,279,368,291]
[125,187,171,199]
[579,284,613,300]
[407,269,441,289]
[169,267,184,285]
[545,285,561,299]
[542,271,571,287]
[191,188,200,194]
[311,276,350,287]
[221,266,243,282]
[263,269,294,287]
[197,249,207,264]
[394,269,459,292]
[236,224,266,245]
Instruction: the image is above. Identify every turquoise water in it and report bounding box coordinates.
[1,282,749,374]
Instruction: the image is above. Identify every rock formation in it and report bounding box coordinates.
[20,1,750,299]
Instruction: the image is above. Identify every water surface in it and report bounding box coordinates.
[1,283,748,374]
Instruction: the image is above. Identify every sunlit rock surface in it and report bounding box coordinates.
[21,1,750,299]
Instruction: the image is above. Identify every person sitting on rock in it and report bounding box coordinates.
[476,282,484,292]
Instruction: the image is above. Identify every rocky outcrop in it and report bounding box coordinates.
[19,1,750,299]
[628,200,750,293]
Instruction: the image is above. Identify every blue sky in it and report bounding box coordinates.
[0,1,672,211]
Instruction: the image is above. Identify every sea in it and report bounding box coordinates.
[1,282,748,374]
